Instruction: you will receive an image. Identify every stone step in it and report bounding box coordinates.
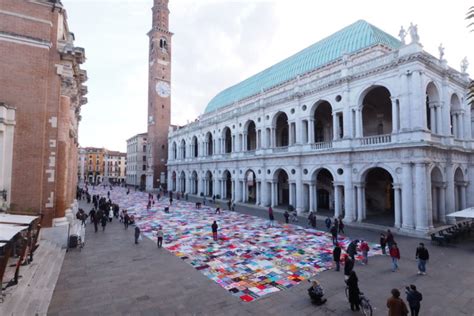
[0,240,65,315]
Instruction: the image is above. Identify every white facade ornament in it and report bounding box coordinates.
[461,57,469,73]
[408,22,419,44]
[438,43,445,61]
[398,26,407,45]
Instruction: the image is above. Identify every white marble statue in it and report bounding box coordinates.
[408,22,419,43]
[438,43,445,61]
[461,57,469,73]
[398,26,406,44]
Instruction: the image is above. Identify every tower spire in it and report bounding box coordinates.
[152,0,170,31]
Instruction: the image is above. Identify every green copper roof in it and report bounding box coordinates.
[204,20,401,113]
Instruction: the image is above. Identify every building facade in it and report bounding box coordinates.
[146,0,172,190]
[168,21,472,234]
[104,151,127,184]
[126,133,148,188]
[78,147,106,184]
[0,0,87,226]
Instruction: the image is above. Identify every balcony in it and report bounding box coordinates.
[273,146,288,153]
[311,141,333,150]
[360,134,391,146]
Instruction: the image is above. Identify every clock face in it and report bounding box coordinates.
[155,81,170,98]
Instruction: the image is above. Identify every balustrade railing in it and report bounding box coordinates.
[360,134,391,146]
[311,141,333,150]
[273,146,288,153]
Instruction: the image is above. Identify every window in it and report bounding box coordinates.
[143,165,146,171]
[143,156,146,162]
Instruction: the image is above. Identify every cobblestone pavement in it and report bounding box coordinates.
[48,197,474,315]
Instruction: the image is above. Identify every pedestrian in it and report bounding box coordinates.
[124,212,130,229]
[169,196,173,205]
[89,208,96,224]
[346,271,360,312]
[390,243,401,272]
[156,226,164,248]
[284,210,289,224]
[333,243,341,271]
[80,212,87,227]
[346,239,358,261]
[330,225,338,245]
[359,240,369,265]
[405,284,422,316]
[380,233,387,255]
[415,242,429,275]
[325,217,331,231]
[268,207,275,227]
[334,218,339,231]
[309,212,316,228]
[338,218,345,234]
[215,203,221,214]
[386,229,395,249]
[108,208,113,222]
[343,255,354,280]
[93,214,98,233]
[211,220,218,241]
[134,225,140,244]
[308,279,327,305]
[101,214,107,231]
[157,193,161,201]
[387,288,409,316]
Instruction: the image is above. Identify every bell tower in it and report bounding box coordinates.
[146,0,172,190]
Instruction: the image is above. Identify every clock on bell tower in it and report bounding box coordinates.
[146,0,172,190]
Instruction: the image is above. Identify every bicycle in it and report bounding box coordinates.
[345,286,373,316]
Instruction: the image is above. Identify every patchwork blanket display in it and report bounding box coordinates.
[88,187,381,302]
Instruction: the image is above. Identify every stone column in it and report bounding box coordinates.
[256,181,261,205]
[461,184,467,210]
[402,163,414,229]
[242,180,247,203]
[243,132,248,151]
[309,119,315,143]
[289,182,294,207]
[355,108,362,138]
[309,183,315,212]
[332,113,338,140]
[361,185,366,219]
[393,185,402,228]
[415,163,429,231]
[296,180,304,214]
[231,180,235,201]
[445,164,455,216]
[356,185,363,222]
[256,130,260,149]
[440,185,447,223]
[334,185,341,218]
[430,105,436,133]
[391,97,398,134]
[436,103,443,135]
[459,113,465,139]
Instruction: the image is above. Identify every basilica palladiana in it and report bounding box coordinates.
[167,20,471,234]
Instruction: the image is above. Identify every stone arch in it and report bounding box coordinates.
[171,171,177,191]
[172,141,177,160]
[179,170,186,193]
[244,120,257,151]
[360,85,392,136]
[273,112,289,147]
[430,166,445,223]
[192,136,198,158]
[454,167,466,211]
[311,168,335,213]
[221,170,232,200]
[205,132,213,156]
[274,168,290,206]
[222,127,232,153]
[362,167,394,225]
[451,94,463,138]
[245,169,257,204]
[205,170,213,197]
[312,100,333,142]
[426,81,440,132]
[191,170,198,195]
[180,139,186,159]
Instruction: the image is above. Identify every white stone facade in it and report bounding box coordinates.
[126,133,148,187]
[0,103,16,210]
[104,151,127,183]
[168,40,471,233]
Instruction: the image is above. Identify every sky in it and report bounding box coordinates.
[62,0,474,152]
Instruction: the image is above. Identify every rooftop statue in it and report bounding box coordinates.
[461,57,469,73]
[408,22,419,44]
[398,26,406,45]
[438,43,445,61]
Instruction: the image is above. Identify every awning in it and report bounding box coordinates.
[0,214,39,226]
[0,224,27,241]
[446,208,474,218]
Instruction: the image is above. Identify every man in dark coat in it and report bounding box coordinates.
[100,214,107,231]
[344,255,354,280]
[405,284,422,316]
[333,243,342,271]
[347,240,359,260]
[134,226,140,244]
[346,271,360,311]
[330,225,338,245]
[211,221,218,241]
[415,243,429,275]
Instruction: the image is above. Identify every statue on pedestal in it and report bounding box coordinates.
[408,22,420,44]
[461,57,469,73]
[438,43,445,61]
[398,26,407,45]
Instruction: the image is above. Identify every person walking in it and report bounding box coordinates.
[390,243,401,272]
[387,288,409,316]
[268,207,275,227]
[346,271,360,312]
[330,225,338,245]
[284,210,289,224]
[124,212,130,229]
[405,284,422,316]
[346,239,359,261]
[101,214,107,232]
[134,225,140,244]
[156,226,164,248]
[359,240,369,265]
[92,213,99,233]
[338,218,345,234]
[380,233,387,255]
[386,229,395,249]
[325,217,331,231]
[309,212,317,229]
[415,243,429,275]
[215,206,221,215]
[108,208,113,223]
[89,208,96,224]
[333,243,341,271]
[211,221,218,241]
[343,255,354,280]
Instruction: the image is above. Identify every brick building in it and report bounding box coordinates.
[0,0,88,226]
